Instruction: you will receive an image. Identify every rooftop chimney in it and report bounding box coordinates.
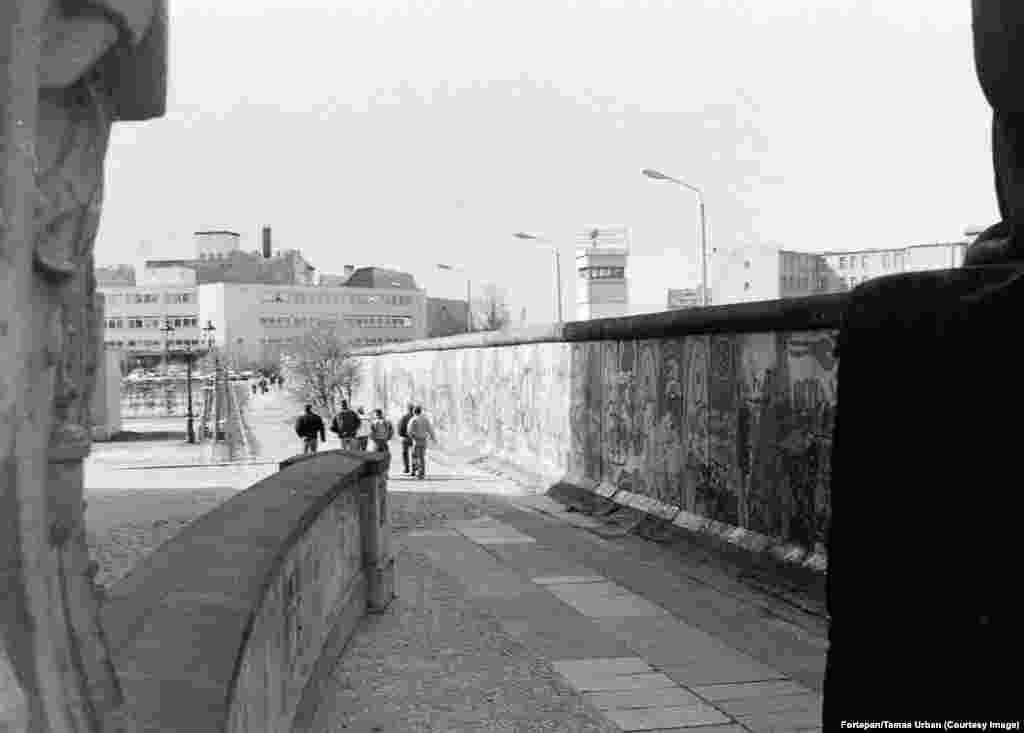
[262,226,272,258]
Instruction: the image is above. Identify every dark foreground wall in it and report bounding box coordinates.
[100,451,394,732]
[353,296,844,556]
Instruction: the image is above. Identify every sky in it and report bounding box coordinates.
[97,0,993,322]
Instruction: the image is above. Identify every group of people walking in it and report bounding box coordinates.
[294,401,436,479]
[251,374,284,395]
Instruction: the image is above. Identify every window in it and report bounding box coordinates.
[744,260,751,269]
[839,256,847,269]
[744,282,750,290]
[883,253,890,268]
[165,293,195,304]
[861,255,868,268]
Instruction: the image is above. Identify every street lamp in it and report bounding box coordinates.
[203,320,219,442]
[436,263,472,333]
[160,318,175,375]
[512,232,563,322]
[642,168,709,307]
[183,341,196,443]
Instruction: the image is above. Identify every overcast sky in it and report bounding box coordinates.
[96,0,992,321]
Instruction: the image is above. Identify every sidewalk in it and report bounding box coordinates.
[244,391,825,731]
[308,453,824,733]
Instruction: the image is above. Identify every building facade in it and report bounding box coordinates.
[708,241,968,305]
[97,229,424,370]
[576,227,630,320]
[198,273,427,364]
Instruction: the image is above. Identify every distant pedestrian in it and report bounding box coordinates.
[397,403,415,475]
[330,400,360,450]
[369,409,394,452]
[251,383,257,396]
[294,405,325,454]
[356,407,371,451]
[407,406,437,480]
[279,375,285,389]
[260,377,268,394]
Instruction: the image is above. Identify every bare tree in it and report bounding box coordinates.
[283,322,361,412]
[473,282,512,332]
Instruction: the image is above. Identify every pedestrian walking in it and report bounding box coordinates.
[397,403,415,475]
[330,400,360,450]
[356,407,371,451]
[369,409,394,453]
[407,406,436,480]
[294,405,325,454]
[251,382,257,396]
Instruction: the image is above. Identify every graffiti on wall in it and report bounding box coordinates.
[357,327,837,551]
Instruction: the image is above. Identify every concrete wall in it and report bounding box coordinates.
[354,297,843,554]
[100,451,394,732]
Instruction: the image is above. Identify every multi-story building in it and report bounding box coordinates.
[197,267,427,364]
[576,227,630,320]
[99,265,202,371]
[708,241,968,305]
[97,229,424,370]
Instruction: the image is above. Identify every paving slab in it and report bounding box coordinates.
[604,702,732,731]
[583,687,705,711]
[660,657,790,687]
[558,672,680,693]
[481,544,599,578]
[558,595,671,618]
[532,575,608,585]
[551,658,651,677]
[715,692,821,718]
[595,616,754,669]
[735,708,824,732]
[692,680,814,702]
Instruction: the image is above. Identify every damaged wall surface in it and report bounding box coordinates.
[353,299,841,554]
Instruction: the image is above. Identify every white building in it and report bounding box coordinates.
[197,270,427,364]
[576,227,630,320]
[99,265,202,370]
[708,241,968,305]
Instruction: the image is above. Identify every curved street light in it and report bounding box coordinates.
[436,263,472,333]
[642,168,709,307]
[512,232,563,322]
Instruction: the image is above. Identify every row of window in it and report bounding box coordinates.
[106,316,199,330]
[104,338,201,349]
[578,266,626,280]
[262,292,414,306]
[104,292,196,305]
[258,315,414,329]
[258,336,406,346]
[838,253,907,270]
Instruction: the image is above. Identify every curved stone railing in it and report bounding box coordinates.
[99,450,394,732]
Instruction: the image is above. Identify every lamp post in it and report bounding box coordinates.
[642,168,709,307]
[160,317,175,375]
[183,341,196,443]
[512,232,563,322]
[203,320,218,442]
[436,263,472,333]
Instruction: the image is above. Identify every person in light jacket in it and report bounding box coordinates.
[407,406,437,480]
[355,407,371,451]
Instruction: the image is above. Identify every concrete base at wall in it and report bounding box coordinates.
[546,477,827,602]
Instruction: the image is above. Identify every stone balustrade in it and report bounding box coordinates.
[99,450,394,732]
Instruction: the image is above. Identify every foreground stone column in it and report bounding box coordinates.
[360,454,396,612]
[1,2,166,731]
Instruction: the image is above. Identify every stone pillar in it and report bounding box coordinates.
[359,454,395,613]
[0,2,166,731]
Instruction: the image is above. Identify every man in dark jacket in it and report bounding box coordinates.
[330,400,361,450]
[295,405,325,454]
[396,403,415,475]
